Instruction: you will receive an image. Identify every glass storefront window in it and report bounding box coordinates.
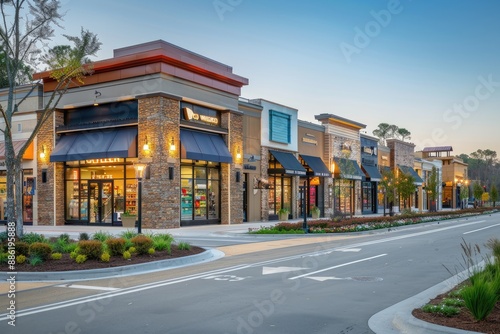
[268,175,292,215]
[181,163,220,222]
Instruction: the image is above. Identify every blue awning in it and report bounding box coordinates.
[362,164,382,182]
[50,127,137,162]
[300,154,331,177]
[269,150,307,176]
[334,158,364,180]
[398,165,424,185]
[180,129,232,163]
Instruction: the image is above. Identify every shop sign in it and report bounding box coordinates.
[302,137,317,145]
[183,107,219,125]
[85,158,124,164]
[243,164,257,170]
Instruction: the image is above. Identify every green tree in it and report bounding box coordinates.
[459,181,469,209]
[0,0,101,236]
[472,182,484,207]
[397,171,416,209]
[372,123,398,145]
[490,184,498,207]
[396,128,411,141]
[0,53,32,88]
[379,168,397,215]
[426,166,439,211]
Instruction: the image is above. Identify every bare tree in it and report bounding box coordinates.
[0,0,101,236]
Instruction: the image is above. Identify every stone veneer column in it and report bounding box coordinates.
[138,94,181,229]
[37,110,64,225]
[220,111,244,225]
[260,146,270,221]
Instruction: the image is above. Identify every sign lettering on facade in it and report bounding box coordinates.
[85,158,124,164]
[302,137,318,145]
[183,107,219,125]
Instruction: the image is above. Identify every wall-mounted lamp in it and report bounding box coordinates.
[143,136,150,152]
[93,90,102,106]
[169,137,176,151]
[39,145,46,159]
[236,146,241,160]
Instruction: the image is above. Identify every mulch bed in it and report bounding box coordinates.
[2,245,205,272]
[412,290,500,334]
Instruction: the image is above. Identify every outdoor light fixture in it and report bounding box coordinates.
[169,137,176,151]
[143,136,150,152]
[134,162,148,234]
[39,145,46,159]
[93,90,101,106]
[236,146,241,160]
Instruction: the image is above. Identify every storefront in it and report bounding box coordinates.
[333,157,364,216]
[267,149,305,219]
[360,134,381,214]
[0,140,35,224]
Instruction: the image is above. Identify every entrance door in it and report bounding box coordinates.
[88,180,114,224]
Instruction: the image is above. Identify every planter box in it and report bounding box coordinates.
[311,211,320,219]
[121,216,136,228]
[278,212,289,221]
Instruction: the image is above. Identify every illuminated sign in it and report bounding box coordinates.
[183,107,219,125]
[85,158,124,164]
[302,137,317,145]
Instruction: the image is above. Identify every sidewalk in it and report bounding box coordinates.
[2,218,477,334]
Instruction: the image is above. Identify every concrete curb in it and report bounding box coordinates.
[1,249,224,282]
[368,266,483,334]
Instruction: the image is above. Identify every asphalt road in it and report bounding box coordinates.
[1,214,498,334]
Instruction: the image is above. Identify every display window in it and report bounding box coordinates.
[64,159,137,225]
[0,169,34,224]
[180,163,220,223]
[268,176,292,215]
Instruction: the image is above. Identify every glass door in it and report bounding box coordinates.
[88,180,114,224]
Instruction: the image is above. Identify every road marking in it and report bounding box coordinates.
[262,266,308,275]
[306,276,345,282]
[336,248,361,252]
[463,223,500,235]
[202,274,249,281]
[54,284,120,291]
[289,254,387,280]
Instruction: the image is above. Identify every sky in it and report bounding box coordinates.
[48,0,500,156]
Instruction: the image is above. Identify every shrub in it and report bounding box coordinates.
[70,251,78,259]
[153,239,171,253]
[461,279,498,321]
[21,232,46,244]
[148,248,155,255]
[486,238,500,263]
[16,254,26,264]
[75,254,87,264]
[105,237,126,256]
[0,252,8,264]
[123,251,131,260]
[51,253,63,260]
[421,304,460,317]
[79,232,90,241]
[78,240,103,260]
[51,238,69,254]
[63,242,78,254]
[177,242,191,251]
[29,242,52,260]
[15,241,30,256]
[58,233,71,243]
[100,252,111,262]
[130,235,153,255]
[29,254,43,266]
[120,230,138,240]
[128,246,136,253]
[92,231,111,242]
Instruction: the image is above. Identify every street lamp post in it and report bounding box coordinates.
[330,159,336,219]
[302,180,308,233]
[134,163,147,234]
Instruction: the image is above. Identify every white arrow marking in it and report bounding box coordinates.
[262,266,308,275]
[336,248,361,252]
[306,276,345,282]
